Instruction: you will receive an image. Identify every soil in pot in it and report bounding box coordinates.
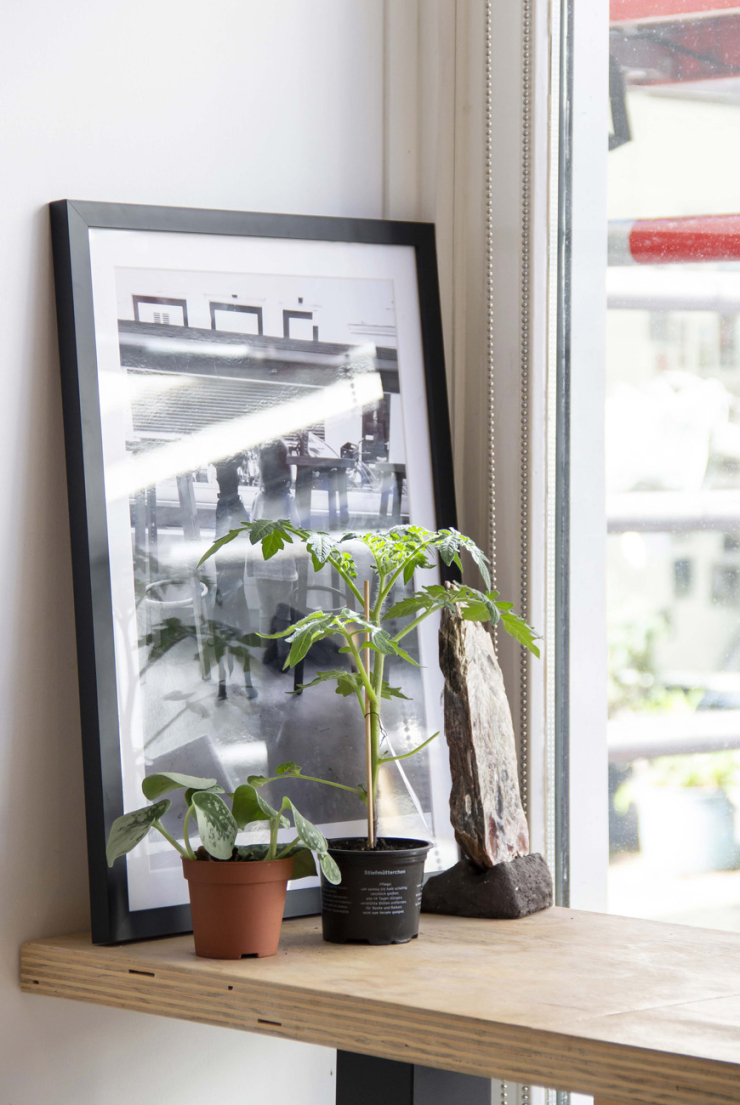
[320,837,431,945]
[183,855,294,959]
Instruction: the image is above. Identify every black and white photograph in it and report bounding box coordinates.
[108,261,451,911]
[54,203,458,940]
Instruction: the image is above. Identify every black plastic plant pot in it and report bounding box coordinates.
[320,837,432,945]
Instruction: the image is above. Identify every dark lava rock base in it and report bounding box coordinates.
[421,854,553,920]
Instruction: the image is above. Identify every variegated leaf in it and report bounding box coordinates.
[106,800,171,866]
[191,791,237,860]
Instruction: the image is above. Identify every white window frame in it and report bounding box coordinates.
[485,0,611,911]
[554,0,611,911]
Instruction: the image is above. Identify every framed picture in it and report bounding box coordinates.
[51,200,458,943]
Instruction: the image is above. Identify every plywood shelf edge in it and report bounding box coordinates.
[20,909,740,1105]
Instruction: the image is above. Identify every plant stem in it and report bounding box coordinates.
[276,837,300,859]
[152,820,189,859]
[258,773,364,797]
[371,588,384,621]
[363,580,375,849]
[261,519,363,606]
[379,732,438,764]
[369,711,381,840]
[182,805,197,860]
[295,774,364,795]
[326,554,365,606]
[342,627,378,705]
[378,537,438,607]
[267,814,280,861]
[369,649,385,841]
[391,606,435,643]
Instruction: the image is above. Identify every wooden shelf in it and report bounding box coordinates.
[20,907,740,1105]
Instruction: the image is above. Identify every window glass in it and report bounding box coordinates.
[608,2,740,930]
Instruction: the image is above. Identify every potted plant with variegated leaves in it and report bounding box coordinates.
[199,521,539,946]
[106,769,340,959]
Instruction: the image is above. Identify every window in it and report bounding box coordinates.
[209,302,263,335]
[283,309,317,341]
[673,557,693,597]
[132,295,188,326]
[566,0,740,931]
[712,564,740,606]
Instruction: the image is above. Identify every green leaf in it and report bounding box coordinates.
[184,784,224,806]
[460,600,491,621]
[259,624,298,640]
[246,774,269,788]
[286,800,329,854]
[248,518,280,543]
[234,843,271,861]
[319,852,342,885]
[402,549,433,584]
[286,631,319,669]
[336,673,363,697]
[285,615,338,668]
[142,772,218,800]
[262,527,291,559]
[499,609,541,657]
[291,668,356,696]
[106,800,171,866]
[368,627,396,655]
[391,642,420,666]
[289,847,317,880]
[380,682,411,700]
[384,595,429,620]
[487,599,502,624]
[197,527,245,566]
[191,791,237,860]
[275,761,302,776]
[286,633,317,669]
[465,541,491,590]
[232,783,282,828]
[428,582,499,623]
[306,531,336,566]
[436,530,460,566]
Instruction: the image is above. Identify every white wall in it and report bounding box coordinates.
[0,2,385,1101]
[0,1,528,1099]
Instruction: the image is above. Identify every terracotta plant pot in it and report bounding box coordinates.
[182,856,294,959]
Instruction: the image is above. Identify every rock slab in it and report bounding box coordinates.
[439,609,529,867]
[421,854,553,920]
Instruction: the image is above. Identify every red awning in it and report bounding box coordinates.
[610,216,740,264]
[611,0,740,23]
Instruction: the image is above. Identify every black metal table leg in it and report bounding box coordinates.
[413,1065,491,1104]
[337,1053,413,1105]
[336,1051,490,1105]
[295,466,313,528]
[337,468,349,527]
[327,469,338,530]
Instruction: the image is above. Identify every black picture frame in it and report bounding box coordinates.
[50,199,457,944]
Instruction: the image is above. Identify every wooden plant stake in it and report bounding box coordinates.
[364,580,376,848]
